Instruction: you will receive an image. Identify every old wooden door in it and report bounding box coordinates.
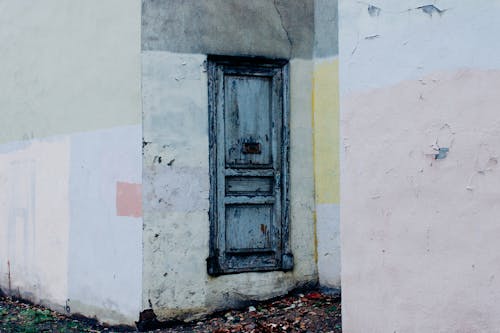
[207,56,292,275]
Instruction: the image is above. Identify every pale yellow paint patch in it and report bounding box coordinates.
[312,58,340,204]
[0,0,141,144]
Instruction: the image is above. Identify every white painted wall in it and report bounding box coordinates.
[0,138,70,306]
[68,126,142,324]
[0,1,142,325]
[142,51,317,319]
[340,1,500,332]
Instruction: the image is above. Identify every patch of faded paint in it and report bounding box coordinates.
[434,147,449,160]
[116,182,142,218]
[313,58,340,204]
[417,5,446,17]
[0,137,70,306]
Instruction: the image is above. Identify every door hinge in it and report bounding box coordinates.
[282,252,294,271]
[207,253,222,276]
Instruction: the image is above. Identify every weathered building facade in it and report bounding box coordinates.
[2,1,500,332]
[0,0,339,326]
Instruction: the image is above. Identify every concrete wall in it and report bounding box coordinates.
[141,0,318,320]
[340,1,500,332]
[0,1,142,325]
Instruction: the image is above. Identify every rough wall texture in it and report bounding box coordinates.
[141,0,318,320]
[0,1,142,325]
[141,51,317,320]
[340,1,500,332]
[0,0,340,325]
[142,0,314,59]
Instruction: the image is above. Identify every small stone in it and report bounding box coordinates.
[248,306,256,312]
[244,323,256,330]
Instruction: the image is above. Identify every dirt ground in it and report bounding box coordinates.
[0,290,341,333]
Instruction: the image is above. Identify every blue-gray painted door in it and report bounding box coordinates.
[208,57,292,275]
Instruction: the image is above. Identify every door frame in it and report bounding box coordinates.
[207,55,292,276]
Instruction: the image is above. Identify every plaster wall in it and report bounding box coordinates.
[142,0,314,59]
[141,0,318,319]
[313,0,341,289]
[340,1,500,332]
[142,51,317,320]
[0,1,142,325]
[0,138,70,306]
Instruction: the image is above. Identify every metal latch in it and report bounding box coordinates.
[242,142,261,154]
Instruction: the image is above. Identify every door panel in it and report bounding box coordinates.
[224,75,272,167]
[225,177,274,196]
[225,204,272,252]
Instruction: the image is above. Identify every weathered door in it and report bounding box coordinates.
[208,56,292,275]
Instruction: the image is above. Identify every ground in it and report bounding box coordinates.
[0,290,341,333]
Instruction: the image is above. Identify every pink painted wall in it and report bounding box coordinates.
[340,1,500,332]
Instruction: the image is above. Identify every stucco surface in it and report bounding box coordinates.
[314,0,338,58]
[312,0,341,290]
[142,51,316,319]
[340,0,500,93]
[312,58,341,288]
[0,1,143,325]
[316,203,340,288]
[0,0,141,144]
[340,1,500,331]
[68,126,142,324]
[142,0,314,59]
[0,127,143,325]
[0,138,70,308]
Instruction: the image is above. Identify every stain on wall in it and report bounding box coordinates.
[142,0,314,59]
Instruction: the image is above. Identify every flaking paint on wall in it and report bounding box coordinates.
[340,1,500,331]
[141,50,317,320]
